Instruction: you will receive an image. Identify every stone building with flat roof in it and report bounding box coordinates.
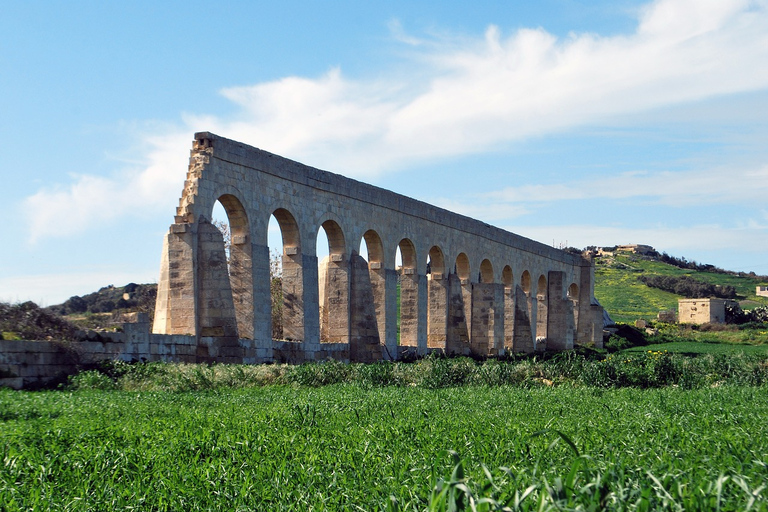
[678,298,735,325]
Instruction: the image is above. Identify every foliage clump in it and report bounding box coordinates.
[726,302,768,324]
[639,274,737,299]
[50,283,157,318]
[0,301,78,341]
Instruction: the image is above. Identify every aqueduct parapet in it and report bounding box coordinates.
[153,132,604,363]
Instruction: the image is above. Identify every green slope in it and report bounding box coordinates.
[594,253,768,323]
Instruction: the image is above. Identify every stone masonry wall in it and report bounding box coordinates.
[151,132,604,363]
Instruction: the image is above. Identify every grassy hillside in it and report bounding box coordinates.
[594,252,768,323]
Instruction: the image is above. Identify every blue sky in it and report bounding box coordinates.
[2,0,768,305]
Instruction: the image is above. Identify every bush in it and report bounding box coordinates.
[639,275,737,299]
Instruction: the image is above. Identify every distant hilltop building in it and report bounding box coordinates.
[597,244,656,257]
[757,286,768,298]
[616,244,656,255]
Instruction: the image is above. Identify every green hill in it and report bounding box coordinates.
[594,252,768,323]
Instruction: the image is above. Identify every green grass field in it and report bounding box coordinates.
[594,254,768,323]
[2,384,768,511]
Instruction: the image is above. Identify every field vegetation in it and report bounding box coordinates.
[3,322,768,509]
[595,253,768,323]
[3,375,768,510]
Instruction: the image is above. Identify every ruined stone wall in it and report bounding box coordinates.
[153,132,604,363]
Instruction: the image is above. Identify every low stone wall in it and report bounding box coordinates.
[0,320,198,389]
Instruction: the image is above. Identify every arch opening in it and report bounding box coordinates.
[521,271,531,295]
[502,266,513,287]
[480,259,494,283]
[456,253,470,282]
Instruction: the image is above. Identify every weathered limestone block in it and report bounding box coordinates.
[427,274,448,348]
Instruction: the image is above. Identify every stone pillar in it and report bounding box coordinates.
[369,262,387,348]
[427,273,448,348]
[320,254,350,344]
[471,283,494,355]
[545,271,574,351]
[250,243,272,352]
[577,258,598,344]
[491,283,505,356]
[503,286,515,353]
[528,293,538,350]
[229,233,253,340]
[153,225,198,336]
[196,220,242,363]
[301,253,321,348]
[512,285,535,353]
[384,267,399,359]
[349,253,382,362]
[536,293,547,351]
[417,273,428,355]
[399,268,419,347]
[281,246,304,341]
[446,273,470,355]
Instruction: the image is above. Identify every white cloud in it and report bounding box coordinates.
[21,0,768,241]
[477,164,768,208]
[23,131,190,243]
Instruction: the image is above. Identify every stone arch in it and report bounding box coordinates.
[537,275,547,297]
[397,238,418,347]
[567,283,579,299]
[455,253,471,282]
[322,219,346,255]
[479,259,494,283]
[502,265,513,287]
[318,219,349,344]
[398,238,417,269]
[521,271,531,295]
[363,230,384,264]
[427,245,447,348]
[272,208,302,341]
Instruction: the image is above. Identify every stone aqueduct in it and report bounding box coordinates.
[152,132,604,363]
